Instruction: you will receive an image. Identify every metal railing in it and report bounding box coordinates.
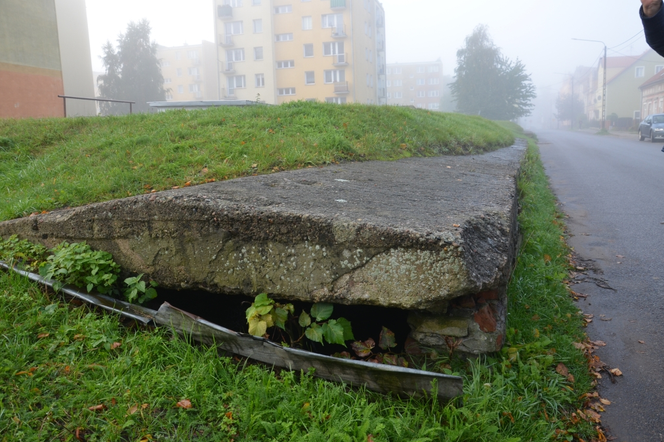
[332,25,346,38]
[330,0,346,9]
[219,34,234,46]
[334,53,348,65]
[334,82,349,94]
[58,95,135,116]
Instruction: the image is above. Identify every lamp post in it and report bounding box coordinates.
[573,38,607,130]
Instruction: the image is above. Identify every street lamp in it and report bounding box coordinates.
[573,38,607,130]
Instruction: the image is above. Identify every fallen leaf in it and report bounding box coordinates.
[88,404,106,412]
[584,409,601,423]
[367,435,375,442]
[573,342,585,350]
[556,363,569,377]
[453,224,461,228]
[251,163,258,168]
[110,342,121,350]
[176,399,193,409]
[599,398,611,406]
[591,340,606,347]
[609,368,623,376]
[111,398,117,406]
[75,427,86,442]
[638,340,645,344]
[37,333,50,339]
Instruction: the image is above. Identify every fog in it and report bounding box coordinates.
[85,0,649,125]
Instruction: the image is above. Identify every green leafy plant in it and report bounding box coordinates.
[123,273,158,304]
[0,235,49,271]
[245,293,354,347]
[39,241,120,294]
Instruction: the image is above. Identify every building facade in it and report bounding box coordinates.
[212,0,386,105]
[158,42,218,101]
[0,0,95,118]
[385,60,443,111]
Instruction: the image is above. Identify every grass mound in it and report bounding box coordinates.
[0,102,513,221]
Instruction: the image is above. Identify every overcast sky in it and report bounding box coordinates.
[85,0,649,97]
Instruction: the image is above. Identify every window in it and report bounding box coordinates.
[253,19,262,33]
[326,97,347,104]
[177,85,184,93]
[324,69,345,84]
[275,5,292,13]
[386,68,391,75]
[276,33,294,42]
[428,90,440,97]
[428,78,440,85]
[176,68,182,77]
[657,65,664,74]
[416,79,425,85]
[303,43,314,57]
[428,103,440,110]
[410,86,415,91]
[386,80,391,87]
[254,47,263,60]
[305,71,315,85]
[224,0,242,6]
[369,50,373,62]
[226,49,244,62]
[175,52,181,60]
[417,91,425,98]
[255,73,265,87]
[225,21,243,35]
[161,60,170,67]
[164,78,172,84]
[189,84,200,92]
[188,67,199,76]
[165,92,173,100]
[416,67,425,73]
[321,13,343,28]
[302,16,312,30]
[394,67,402,74]
[227,75,246,89]
[277,60,295,69]
[428,65,440,73]
[393,79,402,86]
[278,88,296,96]
[636,66,645,78]
[323,41,344,56]
[394,92,402,98]
[386,92,391,98]
[252,0,261,4]
[187,50,198,59]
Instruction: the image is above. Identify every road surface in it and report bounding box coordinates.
[538,129,664,441]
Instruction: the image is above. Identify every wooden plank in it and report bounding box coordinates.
[154,302,464,401]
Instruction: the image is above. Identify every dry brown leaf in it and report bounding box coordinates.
[88,404,106,412]
[573,342,585,350]
[176,399,193,409]
[638,340,645,344]
[609,368,623,376]
[599,398,611,406]
[556,363,569,377]
[110,342,121,350]
[37,333,50,339]
[590,340,606,347]
[567,374,575,383]
[452,224,460,228]
[127,405,139,416]
[584,409,601,423]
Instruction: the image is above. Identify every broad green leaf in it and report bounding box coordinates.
[262,313,274,329]
[298,311,312,328]
[322,320,345,346]
[336,317,355,341]
[310,303,333,322]
[274,307,288,330]
[254,304,274,316]
[248,319,268,337]
[253,293,273,308]
[245,305,257,320]
[305,323,324,343]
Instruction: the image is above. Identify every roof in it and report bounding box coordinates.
[639,69,664,89]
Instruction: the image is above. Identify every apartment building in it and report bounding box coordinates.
[158,42,218,101]
[213,0,386,105]
[386,60,444,111]
[0,0,95,118]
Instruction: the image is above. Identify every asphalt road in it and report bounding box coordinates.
[538,130,664,441]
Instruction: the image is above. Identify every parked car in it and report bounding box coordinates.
[638,114,664,142]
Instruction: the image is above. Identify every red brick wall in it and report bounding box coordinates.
[0,63,64,119]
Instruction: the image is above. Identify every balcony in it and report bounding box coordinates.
[223,62,236,75]
[333,53,348,66]
[221,88,236,99]
[219,34,234,47]
[193,74,202,82]
[194,91,203,99]
[217,4,233,20]
[376,16,385,28]
[376,41,385,52]
[331,25,346,39]
[330,0,346,10]
[334,81,349,94]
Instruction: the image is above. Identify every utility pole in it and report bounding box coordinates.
[570,75,574,130]
[573,38,607,130]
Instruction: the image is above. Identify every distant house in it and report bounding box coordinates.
[386,60,444,111]
[157,42,218,102]
[0,0,96,118]
[639,69,664,117]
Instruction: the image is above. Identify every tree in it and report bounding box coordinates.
[450,25,536,120]
[98,20,166,115]
[555,94,585,128]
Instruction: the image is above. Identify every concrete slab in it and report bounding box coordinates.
[0,140,527,353]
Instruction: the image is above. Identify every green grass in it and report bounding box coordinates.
[0,102,513,221]
[0,119,597,440]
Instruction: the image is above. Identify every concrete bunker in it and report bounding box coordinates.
[0,141,526,356]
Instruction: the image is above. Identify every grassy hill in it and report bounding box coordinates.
[0,102,513,221]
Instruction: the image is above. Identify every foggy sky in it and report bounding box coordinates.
[85,0,649,98]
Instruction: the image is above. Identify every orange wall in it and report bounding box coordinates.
[0,63,64,118]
